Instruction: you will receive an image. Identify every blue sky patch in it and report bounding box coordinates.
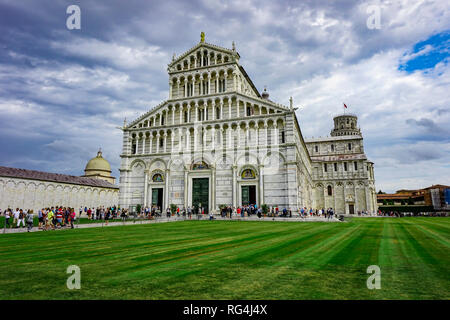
[399,30,450,72]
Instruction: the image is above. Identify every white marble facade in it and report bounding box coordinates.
[119,36,376,214]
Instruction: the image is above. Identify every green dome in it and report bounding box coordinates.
[84,149,111,173]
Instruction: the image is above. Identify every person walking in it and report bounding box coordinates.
[26,210,34,232]
[70,209,76,229]
[13,208,20,227]
[17,209,25,228]
[5,209,11,229]
[105,208,110,225]
[38,209,44,229]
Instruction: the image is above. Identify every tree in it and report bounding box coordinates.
[261,204,269,215]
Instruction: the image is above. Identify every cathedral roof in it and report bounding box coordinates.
[0,166,118,189]
[168,41,239,68]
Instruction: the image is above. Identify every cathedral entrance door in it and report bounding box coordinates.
[152,188,163,212]
[241,185,256,206]
[192,178,209,215]
[349,204,355,215]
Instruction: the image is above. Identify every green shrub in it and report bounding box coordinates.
[170,204,177,214]
[261,204,269,215]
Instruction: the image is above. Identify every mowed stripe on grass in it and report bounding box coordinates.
[0,218,448,299]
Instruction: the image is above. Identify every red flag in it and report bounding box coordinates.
[343,103,348,109]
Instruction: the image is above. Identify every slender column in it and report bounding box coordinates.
[215,77,218,94]
[354,184,359,213]
[208,74,211,95]
[171,132,174,153]
[149,135,153,154]
[187,106,191,122]
[236,100,240,117]
[256,126,259,147]
[159,113,162,126]
[342,184,346,214]
[195,104,198,122]
[228,100,232,119]
[179,106,183,124]
[224,77,226,92]
[163,133,167,153]
[237,126,241,148]
[164,169,169,210]
[142,135,146,154]
[274,124,278,145]
[184,170,188,208]
[202,127,206,148]
[184,81,187,98]
[186,129,191,151]
[211,167,216,212]
[193,78,196,97]
[365,186,370,212]
[228,127,232,149]
[144,172,148,207]
[156,133,160,153]
[212,102,216,120]
[172,107,175,125]
[233,71,237,91]
[334,184,337,210]
[220,102,223,119]
[219,128,224,150]
[193,127,197,151]
[259,165,264,205]
[177,80,180,98]
[169,81,172,99]
[211,127,216,149]
[232,165,237,207]
[264,124,268,146]
[245,124,249,147]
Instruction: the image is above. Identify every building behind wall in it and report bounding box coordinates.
[305,114,377,214]
[118,34,377,214]
[0,150,119,212]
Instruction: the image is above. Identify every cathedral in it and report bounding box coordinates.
[118,34,377,215]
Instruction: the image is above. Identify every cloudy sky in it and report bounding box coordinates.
[0,0,449,193]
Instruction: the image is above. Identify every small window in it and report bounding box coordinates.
[131,143,137,154]
[334,163,337,171]
[184,111,188,123]
[344,162,347,171]
[354,162,358,170]
[327,185,333,196]
[161,116,165,126]
[331,144,334,151]
[159,138,163,148]
[324,163,327,172]
[281,131,285,144]
[315,145,318,152]
[348,143,352,150]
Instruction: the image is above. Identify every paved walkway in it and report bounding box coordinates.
[1,215,341,234]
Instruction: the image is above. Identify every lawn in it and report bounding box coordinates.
[0,218,449,299]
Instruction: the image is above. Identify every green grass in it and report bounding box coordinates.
[0,218,449,299]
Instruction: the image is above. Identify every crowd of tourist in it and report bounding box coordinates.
[0,206,129,232]
[136,204,339,220]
